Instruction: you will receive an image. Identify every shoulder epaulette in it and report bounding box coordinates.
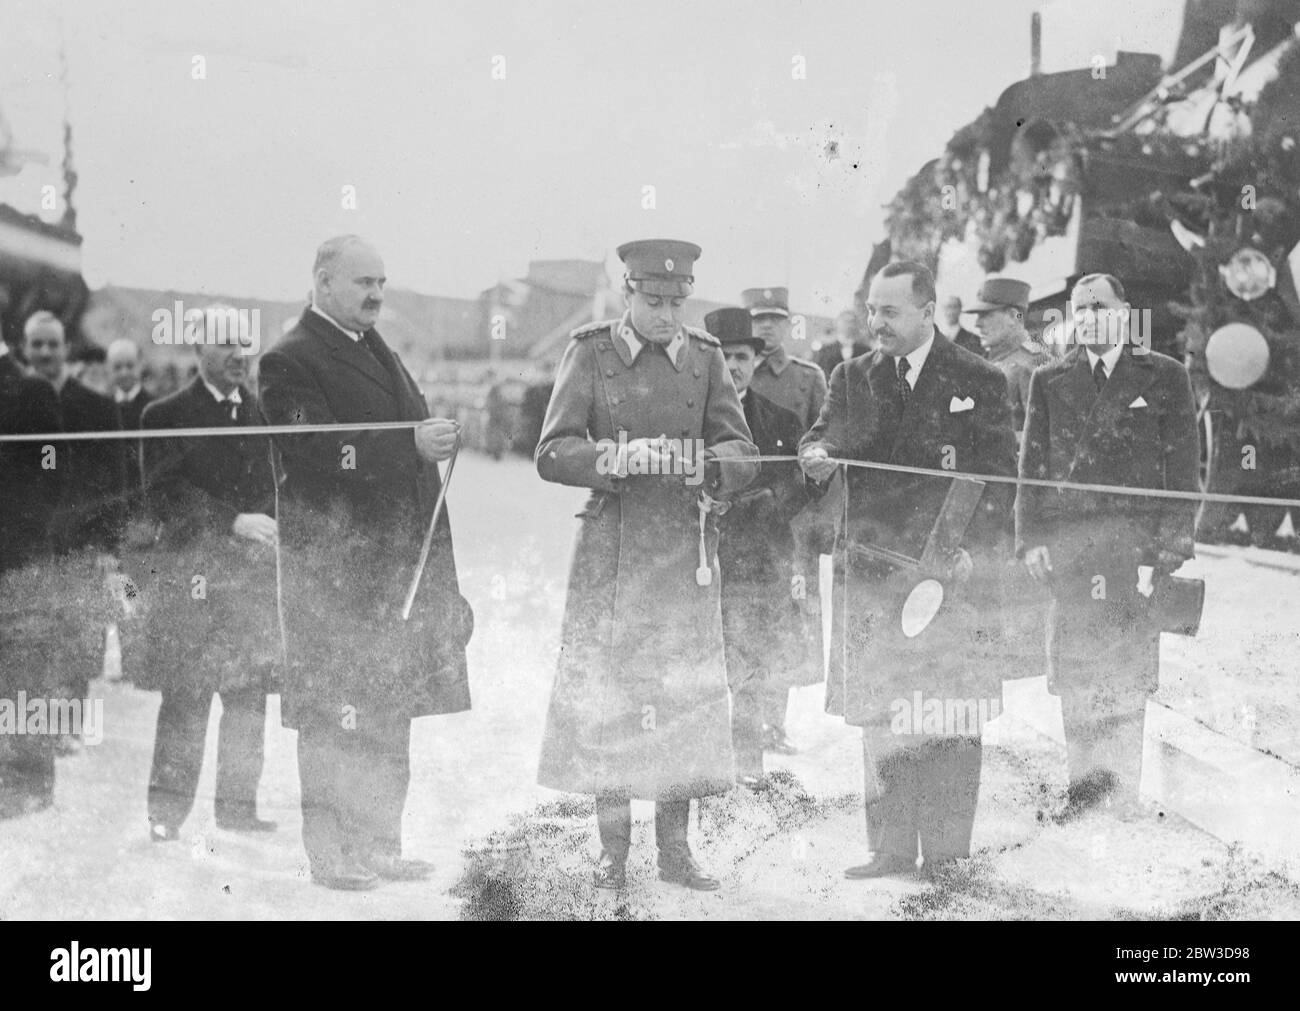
[684,324,719,347]
[788,354,819,369]
[570,319,616,340]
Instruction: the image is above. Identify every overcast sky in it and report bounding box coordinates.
[1,0,1183,312]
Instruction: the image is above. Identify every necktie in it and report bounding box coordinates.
[896,356,912,410]
[1093,358,1108,395]
[222,397,238,422]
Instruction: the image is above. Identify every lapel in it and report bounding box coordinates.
[1054,346,1157,479]
[888,329,947,461]
[860,350,903,459]
[300,309,394,397]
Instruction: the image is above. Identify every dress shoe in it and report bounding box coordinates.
[658,848,720,891]
[149,822,180,843]
[761,725,799,755]
[216,814,278,833]
[844,853,916,879]
[311,859,380,891]
[592,850,627,890]
[363,850,434,881]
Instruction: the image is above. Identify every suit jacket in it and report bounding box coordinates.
[719,389,808,583]
[49,377,128,554]
[802,331,1016,561]
[1015,345,1199,572]
[258,308,471,728]
[800,330,1017,731]
[135,378,277,693]
[0,354,62,571]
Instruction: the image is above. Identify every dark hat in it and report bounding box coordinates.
[704,307,763,352]
[966,278,1031,314]
[741,286,789,318]
[617,239,701,297]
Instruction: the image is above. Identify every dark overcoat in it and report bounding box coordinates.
[1015,345,1199,703]
[535,315,759,801]
[718,389,814,690]
[800,332,1017,761]
[257,309,472,730]
[49,377,128,554]
[133,377,278,695]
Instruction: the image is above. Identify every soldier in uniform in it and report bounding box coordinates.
[966,278,1051,434]
[705,307,810,790]
[536,239,759,891]
[741,286,828,754]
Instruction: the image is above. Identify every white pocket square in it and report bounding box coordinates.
[949,396,975,413]
[1129,396,1149,408]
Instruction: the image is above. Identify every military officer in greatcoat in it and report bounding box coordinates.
[741,286,828,754]
[705,307,810,790]
[536,239,759,891]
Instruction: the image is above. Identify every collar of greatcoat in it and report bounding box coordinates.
[759,345,790,376]
[613,312,686,371]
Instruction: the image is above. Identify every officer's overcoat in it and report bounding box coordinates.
[535,315,759,801]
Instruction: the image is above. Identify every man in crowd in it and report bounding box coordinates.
[815,309,873,380]
[139,315,279,841]
[536,240,758,891]
[966,278,1051,434]
[937,294,984,357]
[742,285,828,753]
[0,324,64,817]
[259,235,473,891]
[800,261,1016,879]
[707,306,809,790]
[22,312,127,556]
[1017,272,1199,818]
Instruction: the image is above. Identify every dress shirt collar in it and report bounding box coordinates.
[115,384,142,404]
[894,330,936,387]
[311,303,364,342]
[201,378,241,407]
[1085,343,1124,377]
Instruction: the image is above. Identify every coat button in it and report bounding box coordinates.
[693,369,701,378]
[610,396,620,405]
[606,369,615,377]
[687,399,695,407]
[599,342,610,351]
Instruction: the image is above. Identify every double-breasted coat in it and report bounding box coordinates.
[535,315,759,801]
[134,377,278,695]
[801,333,1017,760]
[1015,345,1199,705]
[257,309,472,730]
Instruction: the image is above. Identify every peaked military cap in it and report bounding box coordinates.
[617,238,701,297]
[741,286,789,318]
[966,277,1031,314]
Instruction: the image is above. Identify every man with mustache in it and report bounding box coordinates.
[259,235,473,891]
[1016,272,1198,819]
[536,239,758,891]
[741,286,828,756]
[800,260,1015,880]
